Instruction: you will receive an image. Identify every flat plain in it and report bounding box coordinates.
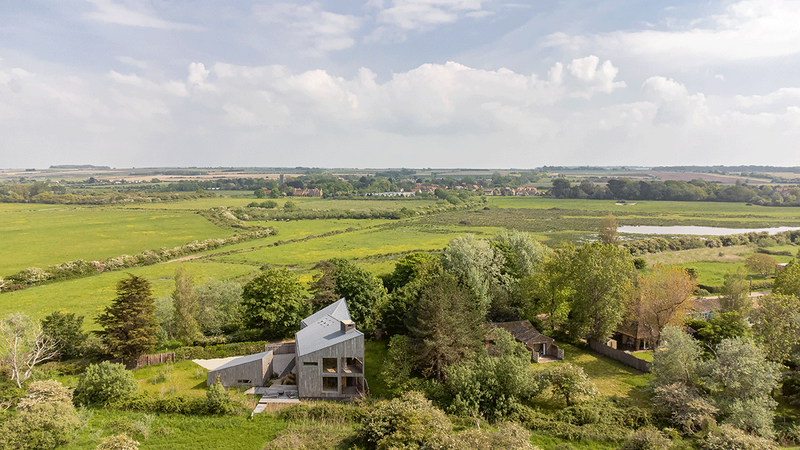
[2,195,799,324]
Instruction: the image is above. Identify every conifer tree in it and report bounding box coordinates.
[96,274,158,364]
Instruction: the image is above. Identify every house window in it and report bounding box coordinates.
[303,361,318,366]
[341,357,363,374]
[322,376,338,392]
[323,358,337,373]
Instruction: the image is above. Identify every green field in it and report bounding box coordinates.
[1,262,256,328]
[0,204,236,275]
[2,195,799,324]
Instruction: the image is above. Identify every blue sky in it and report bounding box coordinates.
[2,0,799,169]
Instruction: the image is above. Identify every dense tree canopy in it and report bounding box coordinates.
[566,242,636,341]
[774,260,800,298]
[409,274,484,381]
[242,267,311,338]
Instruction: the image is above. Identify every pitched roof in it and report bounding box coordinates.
[296,298,362,356]
[300,298,351,329]
[492,320,554,346]
[208,350,272,373]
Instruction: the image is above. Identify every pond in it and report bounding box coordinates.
[617,225,800,236]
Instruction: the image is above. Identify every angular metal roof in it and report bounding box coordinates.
[296,298,362,356]
[300,298,351,329]
[208,350,272,373]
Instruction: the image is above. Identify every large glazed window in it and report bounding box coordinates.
[323,358,337,373]
[322,376,338,392]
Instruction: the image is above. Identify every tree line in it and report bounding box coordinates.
[552,177,800,205]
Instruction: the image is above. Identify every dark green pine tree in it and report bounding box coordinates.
[409,273,485,382]
[96,274,158,365]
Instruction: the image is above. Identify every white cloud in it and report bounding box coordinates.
[368,0,489,40]
[546,0,800,64]
[116,56,147,69]
[643,76,710,126]
[252,2,361,55]
[84,0,204,31]
[566,55,626,97]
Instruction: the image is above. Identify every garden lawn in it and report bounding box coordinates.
[531,342,653,407]
[134,360,210,398]
[61,409,286,450]
[364,340,390,399]
[529,434,619,450]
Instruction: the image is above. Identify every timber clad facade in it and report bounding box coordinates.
[295,299,366,399]
[204,298,365,400]
[206,350,273,387]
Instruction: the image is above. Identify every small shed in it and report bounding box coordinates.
[492,320,563,362]
[206,350,273,388]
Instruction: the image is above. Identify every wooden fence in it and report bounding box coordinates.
[588,339,650,373]
[134,352,175,369]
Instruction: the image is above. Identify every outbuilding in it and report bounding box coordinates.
[206,350,273,388]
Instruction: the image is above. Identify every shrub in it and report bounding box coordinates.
[96,433,140,450]
[206,377,239,415]
[0,380,81,450]
[75,361,138,405]
[618,429,672,450]
[359,391,451,449]
[652,383,717,433]
[698,424,778,450]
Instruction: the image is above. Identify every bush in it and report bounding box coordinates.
[652,383,717,433]
[618,429,671,450]
[107,391,207,414]
[279,401,368,423]
[206,377,239,415]
[75,361,138,405]
[698,423,777,450]
[359,391,451,449]
[96,433,140,450]
[0,380,81,450]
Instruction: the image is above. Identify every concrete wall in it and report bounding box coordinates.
[296,334,364,399]
[207,351,274,387]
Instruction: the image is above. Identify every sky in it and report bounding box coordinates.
[1,0,799,169]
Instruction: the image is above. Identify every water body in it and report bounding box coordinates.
[618,225,800,236]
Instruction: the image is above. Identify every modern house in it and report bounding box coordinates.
[205,351,274,388]
[492,320,563,362]
[295,299,366,400]
[204,298,366,401]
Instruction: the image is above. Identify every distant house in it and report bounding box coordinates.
[492,320,563,362]
[295,299,366,400]
[293,188,323,197]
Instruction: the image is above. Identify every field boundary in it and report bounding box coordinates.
[588,339,650,373]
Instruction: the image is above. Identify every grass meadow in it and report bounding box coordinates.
[2,194,799,327]
[0,262,256,327]
[0,204,236,274]
[61,409,286,450]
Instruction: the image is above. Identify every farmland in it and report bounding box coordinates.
[1,195,799,324]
